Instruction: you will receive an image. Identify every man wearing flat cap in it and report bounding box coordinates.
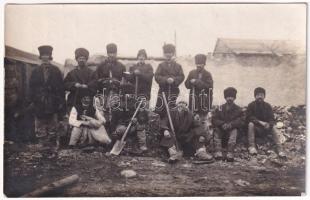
[160,100,214,163]
[155,44,185,117]
[64,48,95,114]
[246,87,286,158]
[212,87,244,162]
[185,54,213,119]
[29,45,65,139]
[127,49,154,103]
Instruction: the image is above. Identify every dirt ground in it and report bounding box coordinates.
[3,105,306,197]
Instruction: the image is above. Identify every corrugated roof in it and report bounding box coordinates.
[5,45,63,70]
[213,38,304,55]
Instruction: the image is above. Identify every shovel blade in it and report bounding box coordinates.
[110,140,126,155]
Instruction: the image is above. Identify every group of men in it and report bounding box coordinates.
[27,43,286,164]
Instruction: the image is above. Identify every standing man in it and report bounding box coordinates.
[64,48,95,113]
[185,54,213,119]
[127,49,154,106]
[246,87,286,158]
[29,45,65,139]
[155,44,184,117]
[92,43,126,95]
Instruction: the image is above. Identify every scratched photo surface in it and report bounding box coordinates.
[4,3,306,197]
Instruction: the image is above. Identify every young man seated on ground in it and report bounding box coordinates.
[212,87,244,162]
[246,87,286,158]
[68,95,112,149]
[160,100,213,163]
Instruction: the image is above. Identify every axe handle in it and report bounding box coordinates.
[162,92,180,151]
[192,86,195,112]
[120,100,143,142]
[135,76,139,97]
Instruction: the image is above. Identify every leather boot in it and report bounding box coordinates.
[168,145,180,163]
[137,130,148,152]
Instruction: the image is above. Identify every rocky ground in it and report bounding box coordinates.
[3,105,306,197]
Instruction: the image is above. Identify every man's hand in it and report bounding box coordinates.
[263,122,270,129]
[74,83,82,88]
[131,117,138,124]
[222,123,231,130]
[81,84,88,89]
[167,77,174,84]
[134,69,141,76]
[190,79,196,85]
[164,130,171,138]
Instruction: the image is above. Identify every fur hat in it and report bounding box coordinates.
[163,44,175,54]
[137,49,147,59]
[38,45,53,60]
[195,54,207,65]
[106,43,117,54]
[224,87,237,98]
[75,48,89,59]
[254,87,266,96]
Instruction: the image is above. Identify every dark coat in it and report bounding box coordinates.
[185,68,213,114]
[91,60,126,93]
[246,100,275,126]
[128,63,154,100]
[63,67,94,110]
[155,60,184,94]
[212,103,244,131]
[29,64,65,118]
[161,109,205,143]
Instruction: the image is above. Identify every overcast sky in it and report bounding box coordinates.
[5,3,306,64]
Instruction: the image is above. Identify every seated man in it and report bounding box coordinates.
[160,101,213,163]
[68,95,111,148]
[246,87,286,158]
[110,82,150,153]
[212,87,244,162]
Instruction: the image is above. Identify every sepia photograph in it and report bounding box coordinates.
[3,2,307,197]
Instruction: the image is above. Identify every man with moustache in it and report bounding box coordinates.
[64,48,95,113]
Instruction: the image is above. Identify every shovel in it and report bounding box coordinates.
[192,86,196,112]
[110,100,144,155]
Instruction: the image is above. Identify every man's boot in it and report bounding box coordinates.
[214,129,223,160]
[214,151,223,160]
[137,130,148,152]
[168,145,180,163]
[276,145,287,158]
[195,146,214,162]
[248,122,257,155]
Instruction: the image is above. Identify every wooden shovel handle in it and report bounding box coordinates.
[120,100,143,142]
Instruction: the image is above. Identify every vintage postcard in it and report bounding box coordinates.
[3,2,306,197]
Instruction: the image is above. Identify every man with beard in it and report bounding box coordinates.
[160,101,213,163]
[246,87,286,158]
[64,48,95,113]
[29,45,65,139]
[212,87,244,162]
[128,49,154,106]
[185,54,213,119]
[155,44,184,117]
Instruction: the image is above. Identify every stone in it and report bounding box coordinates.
[120,169,137,178]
